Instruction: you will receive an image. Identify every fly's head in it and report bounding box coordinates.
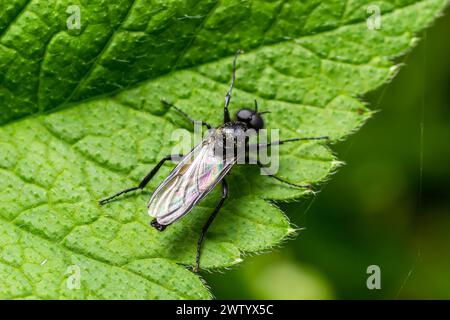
[235,108,265,131]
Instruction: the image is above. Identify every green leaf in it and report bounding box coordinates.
[0,0,446,299]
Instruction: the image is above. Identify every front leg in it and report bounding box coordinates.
[223,50,242,123]
[255,136,329,149]
[161,99,212,129]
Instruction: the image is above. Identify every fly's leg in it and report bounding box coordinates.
[194,179,228,273]
[161,99,212,129]
[98,154,183,205]
[257,160,312,189]
[223,50,242,124]
[256,136,329,149]
[246,136,329,188]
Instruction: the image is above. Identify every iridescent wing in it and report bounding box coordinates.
[148,132,235,226]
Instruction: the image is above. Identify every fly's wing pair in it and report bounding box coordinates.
[148,131,236,226]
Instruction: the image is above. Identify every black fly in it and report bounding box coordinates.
[99,50,328,272]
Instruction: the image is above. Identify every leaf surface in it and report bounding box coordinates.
[0,0,446,299]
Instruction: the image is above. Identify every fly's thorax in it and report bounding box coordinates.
[213,122,256,159]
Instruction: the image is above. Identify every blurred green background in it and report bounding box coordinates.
[204,8,450,299]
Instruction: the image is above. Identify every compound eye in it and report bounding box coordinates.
[236,109,254,121]
[250,114,264,130]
